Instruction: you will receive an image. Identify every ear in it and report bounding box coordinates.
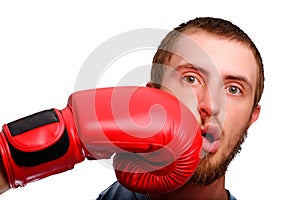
[249,105,261,126]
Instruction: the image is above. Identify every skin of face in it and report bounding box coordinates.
[158,31,261,185]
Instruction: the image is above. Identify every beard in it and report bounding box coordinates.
[188,123,250,186]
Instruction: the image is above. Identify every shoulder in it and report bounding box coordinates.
[226,189,237,200]
[96,181,148,200]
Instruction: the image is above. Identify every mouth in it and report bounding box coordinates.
[202,133,215,143]
[201,126,221,154]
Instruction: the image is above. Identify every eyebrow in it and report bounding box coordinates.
[176,63,210,76]
[224,74,253,92]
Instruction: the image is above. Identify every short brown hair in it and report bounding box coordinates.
[151,17,264,108]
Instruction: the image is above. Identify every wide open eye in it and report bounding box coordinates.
[183,75,199,85]
[226,86,242,95]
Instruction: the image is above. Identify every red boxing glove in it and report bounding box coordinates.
[0,87,202,193]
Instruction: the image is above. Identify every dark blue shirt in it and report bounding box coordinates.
[97,181,237,200]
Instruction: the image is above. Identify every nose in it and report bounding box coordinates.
[198,90,212,120]
[197,86,222,122]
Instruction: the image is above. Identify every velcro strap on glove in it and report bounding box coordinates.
[2,109,69,167]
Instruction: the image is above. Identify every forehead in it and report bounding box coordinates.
[167,32,258,89]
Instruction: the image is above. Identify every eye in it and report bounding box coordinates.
[226,86,242,95]
[183,75,198,84]
[182,73,204,86]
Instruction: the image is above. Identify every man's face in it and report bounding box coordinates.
[159,32,261,185]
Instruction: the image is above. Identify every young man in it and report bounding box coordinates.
[96,17,264,199]
[0,17,264,199]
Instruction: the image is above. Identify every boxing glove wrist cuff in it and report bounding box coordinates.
[0,108,85,188]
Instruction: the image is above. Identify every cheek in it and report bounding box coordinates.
[161,80,200,120]
[175,88,200,120]
[223,100,252,137]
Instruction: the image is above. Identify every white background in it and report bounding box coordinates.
[0,1,299,199]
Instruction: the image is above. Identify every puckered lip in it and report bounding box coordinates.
[201,125,221,154]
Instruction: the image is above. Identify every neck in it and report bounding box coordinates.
[149,176,228,200]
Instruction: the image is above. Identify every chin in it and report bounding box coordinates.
[189,133,247,186]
